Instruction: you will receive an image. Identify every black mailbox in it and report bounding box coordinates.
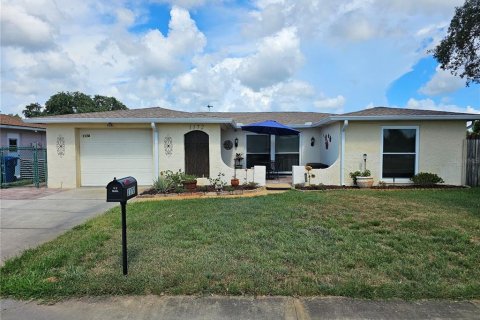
[106,176,138,276]
[106,177,138,202]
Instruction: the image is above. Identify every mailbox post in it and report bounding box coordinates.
[106,177,138,275]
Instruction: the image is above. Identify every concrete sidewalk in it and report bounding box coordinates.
[1,296,479,320]
[0,188,115,263]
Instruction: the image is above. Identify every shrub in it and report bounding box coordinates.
[153,176,173,193]
[224,186,235,192]
[411,172,444,185]
[242,182,259,190]
[209,172,226,191]
[174,186,185,193]
[197,186,209,192]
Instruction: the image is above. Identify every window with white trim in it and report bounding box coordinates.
[382,127,418,179]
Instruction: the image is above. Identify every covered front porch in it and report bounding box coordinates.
[220,121,341,185]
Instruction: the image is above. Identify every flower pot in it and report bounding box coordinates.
[182,180,197,191]
[356,176,374,188]
[231,178,239,187]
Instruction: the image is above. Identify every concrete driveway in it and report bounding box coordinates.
[0,188,115,263]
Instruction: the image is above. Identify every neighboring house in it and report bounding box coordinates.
[1,114,47,179]
[25,107,480,188]
[0,114,46,148]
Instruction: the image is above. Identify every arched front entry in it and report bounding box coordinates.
[184,130,209,177]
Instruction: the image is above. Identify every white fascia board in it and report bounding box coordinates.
[0,124,46,132]
[24,117,234,124]
[312,114,480,127]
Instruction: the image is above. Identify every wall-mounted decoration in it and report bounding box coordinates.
[323,133,331,150]
[223,140,233,150]
[164,136,173,156]
[56,135,65,157]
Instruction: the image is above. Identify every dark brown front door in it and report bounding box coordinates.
[185,130,209,177]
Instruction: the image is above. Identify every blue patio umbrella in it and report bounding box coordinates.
[241,120,299,136]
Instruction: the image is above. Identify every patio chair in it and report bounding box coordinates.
[267,160,279,180]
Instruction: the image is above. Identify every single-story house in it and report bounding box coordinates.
[1,114,47,179]
[26,106,480,188]
[1,114,46,149]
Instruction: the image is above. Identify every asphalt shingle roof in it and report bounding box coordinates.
[341,106,474,117]
[26,106,479,125]
[197,112,331,124]
[0,114,46,129]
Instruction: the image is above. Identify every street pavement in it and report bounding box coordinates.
[1,296,479,320]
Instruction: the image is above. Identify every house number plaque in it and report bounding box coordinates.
[189,124,204,130]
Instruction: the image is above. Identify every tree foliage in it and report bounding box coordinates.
[23,92,128,118]
[431,0,480,86]
[22,103,43,118]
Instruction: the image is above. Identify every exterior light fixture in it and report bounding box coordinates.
[234,138,239,148]
[363,153,367,171]
[107,122,113,127]
[311,137,315,146]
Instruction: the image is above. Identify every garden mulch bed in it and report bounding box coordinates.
[138,185,264,199]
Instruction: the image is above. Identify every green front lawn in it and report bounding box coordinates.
[1,189,479,300]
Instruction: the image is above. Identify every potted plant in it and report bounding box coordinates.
[182,174,197,191]
[231,176,240,187]
[350,170,373,188]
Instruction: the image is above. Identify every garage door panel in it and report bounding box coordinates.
[80,129,153,186]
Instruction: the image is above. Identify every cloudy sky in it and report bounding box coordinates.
[1,0,479,116]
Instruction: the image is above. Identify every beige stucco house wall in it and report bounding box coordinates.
[293,120,467,186]
[46,122,265,188]
[344,120,466,185]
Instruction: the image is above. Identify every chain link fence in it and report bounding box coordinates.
[0,147,47,188]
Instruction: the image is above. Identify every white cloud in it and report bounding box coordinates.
[419,66,465,96]
[0,0,476,117]
[237,28,304,91]
[139,6,206,75]
[1,3,56,51]
[314,95,346,113]
[405,98,480,114]
[153,0,211,9]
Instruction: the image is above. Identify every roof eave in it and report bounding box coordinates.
[24,117,234,124]
[0,124,46,131]
[312,114,480,127]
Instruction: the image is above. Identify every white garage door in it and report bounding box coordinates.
[80,129,153,186]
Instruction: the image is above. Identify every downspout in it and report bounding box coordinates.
[151,122,159,179]
[340,120,349,186]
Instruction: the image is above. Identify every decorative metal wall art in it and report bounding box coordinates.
[164,136,173,156]
[223,140,233,150]
[323,134,332,150]
[56,135,65,157]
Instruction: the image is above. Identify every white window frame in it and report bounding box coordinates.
[380,126,419,183]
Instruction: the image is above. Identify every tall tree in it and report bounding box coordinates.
[22,103,43,118]
[431,0,480,86]
[93,95,128,111]
[24,92,129,117]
